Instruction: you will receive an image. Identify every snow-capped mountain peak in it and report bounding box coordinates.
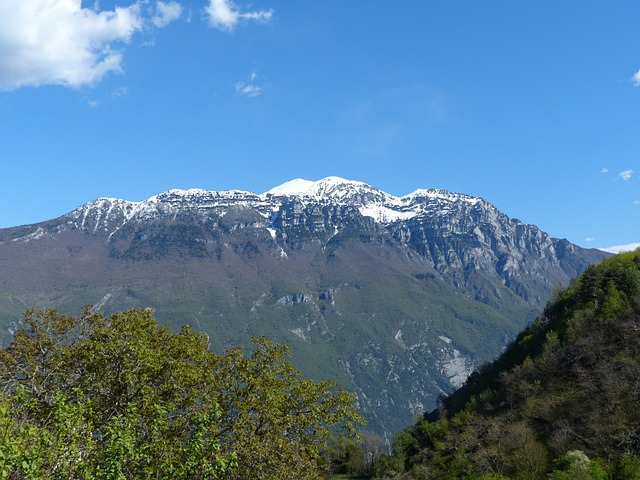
[266,177,394,206]
[265,179,315,196]
[305,177,382,199]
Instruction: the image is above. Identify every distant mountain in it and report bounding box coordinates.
[384,250,640,479]
[0,177,608,435]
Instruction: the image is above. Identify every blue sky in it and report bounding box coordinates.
[0,1,639,250]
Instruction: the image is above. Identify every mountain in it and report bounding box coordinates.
[0,177,607,435]
[380,250,640,479]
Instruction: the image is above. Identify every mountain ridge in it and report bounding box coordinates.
[0,177,609,436]
[26,177,564,255]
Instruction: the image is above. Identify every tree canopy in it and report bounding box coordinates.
[0,307,362,479]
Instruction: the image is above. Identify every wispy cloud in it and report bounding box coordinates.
[600,243,640,254]
[86,86,127,108]
[205,0,273,31]
[600,168,609,174]
[0,1,181,90]
[235,83,262,97]
[111,87,128,99]
[619,170,634,181]
[235,72,268,97]
[585,237,596,242]
[152,1,183,28]
[633,69,640,87]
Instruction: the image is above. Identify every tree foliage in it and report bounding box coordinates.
[0,307,362,479]
[209,336,363,479]
[374,250,640,479]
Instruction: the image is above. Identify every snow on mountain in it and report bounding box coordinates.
[266,178,483,209]
[63,177,496,235]
[304,176,387,200]
[358,204,419,224]
[265,179,315,196]
[400,188,482,206]
[266,177,393,203]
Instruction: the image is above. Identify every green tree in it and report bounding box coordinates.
[0,308,361,479]
[548,450,608,480]
[615,452,640,480]
[0,307,234,479]
[210,336,363,479]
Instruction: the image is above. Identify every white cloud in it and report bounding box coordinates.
[205,0,272,31]
[619,169,634,181]
[235,71,268,97]
[633,69,640,87]
[152,1,183,28]
[600,243,640,254]
[600,168,609,174]
[0,0,180,90]
[235,82,262,97]
[585,237,596,242]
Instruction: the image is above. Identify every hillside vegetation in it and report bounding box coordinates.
[373,250,640,479]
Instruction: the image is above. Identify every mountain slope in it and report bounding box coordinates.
[384,250,640,479]
[0,177,607,435]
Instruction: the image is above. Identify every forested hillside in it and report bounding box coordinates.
[373,250,640,479]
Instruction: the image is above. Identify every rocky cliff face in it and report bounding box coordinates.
[0,177,607,435]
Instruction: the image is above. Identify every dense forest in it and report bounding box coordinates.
[365,250,640,479]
